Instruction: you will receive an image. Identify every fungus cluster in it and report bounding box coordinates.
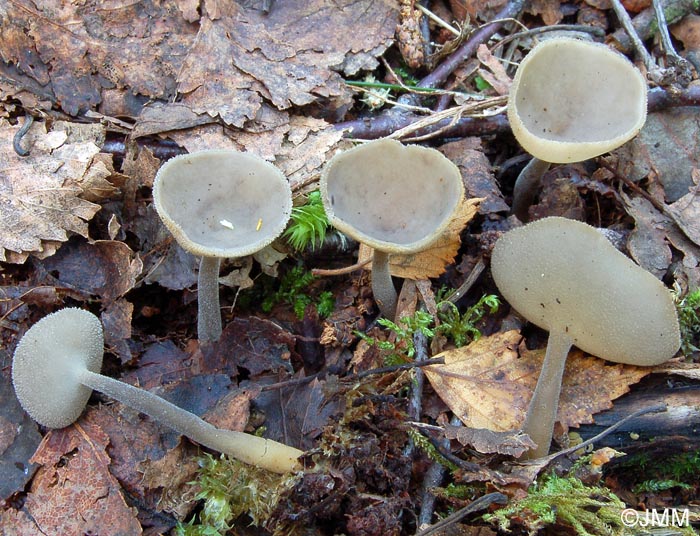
[153,149,292,342]
[320,139,464,319]
[491,217,680,457]
[507,37,647,221]
[12,308,302,474]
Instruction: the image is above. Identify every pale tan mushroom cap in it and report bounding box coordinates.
[12,308,104,428]
[320,139,465,254]
[491,217,680,365]
[153,150,292,258]
[507,38,647,164]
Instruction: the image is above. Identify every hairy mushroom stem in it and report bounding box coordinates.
[75,367,301,474]
[198,256,223,342]
[521,329,573,459]
[511,158,551,223]
[371,250,398,319]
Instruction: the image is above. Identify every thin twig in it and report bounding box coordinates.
[522,403,668,465]
[414,492,508,536]
[13,114,34,157]
[422,0,527,89]
[609,0,655,70]
[416,4,460,36]
[443,257,486,304]
[311,258,371,277]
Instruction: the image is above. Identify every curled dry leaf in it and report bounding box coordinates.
[424,330,652,433]
[0,120,110,263]
[443,423,536,456]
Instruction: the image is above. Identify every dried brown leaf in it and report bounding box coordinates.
[443,423,535,456]
[0,120,103,262]
[177,0,397,126]
[22,418,142,535]
[476,44,512,96]
[666,169,700,247]
[440,138,509,215]
[425,331,652,433]
[624,195,673,278]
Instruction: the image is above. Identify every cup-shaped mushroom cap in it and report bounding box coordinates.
[491,217,680,365]
[153,150,293,258]
[12,308,104,428]
[320,139,465,254]
[507,38,647,164]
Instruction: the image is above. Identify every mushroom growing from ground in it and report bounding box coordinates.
[508,37,647,222]
[153,149,292,342]
[491,217,680,458]
[320,139,464,319]
[12,308,302,474]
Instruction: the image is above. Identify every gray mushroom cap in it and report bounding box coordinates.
[12,308,103,428]
[507,38,647,164]
[320,139,465,254]
[153,149,293,258]
[491,217,680,365]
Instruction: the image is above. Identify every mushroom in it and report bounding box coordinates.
[507,37,647,222]
[153,149,292,342]
[491,217,680,458]
[12,308,302,474]
[320,139,464,319]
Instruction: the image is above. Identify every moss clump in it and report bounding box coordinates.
[176,454,299,536]
[484,473,628,536]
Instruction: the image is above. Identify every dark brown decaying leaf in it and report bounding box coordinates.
[624,195,673,278]
[615,108,700,203]
[440,138,509,215]
[0,120,106,263]
[38,239,142,302]
[443,423,535,456]
[177,0,397,126]
[0,373,42,501]
[0,0,196,116]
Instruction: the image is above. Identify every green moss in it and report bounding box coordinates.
[260,265,334,320]
[484,473,628,536]
[283,190,329,252]
[675,287,700,356]
[176,454,299,536]
[435,294,500,347]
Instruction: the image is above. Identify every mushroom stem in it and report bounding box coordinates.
[511,157,551,223]
[198,256,223,342]
[372,250,398,319]
[76,368,302,474]
[521,329,573,459]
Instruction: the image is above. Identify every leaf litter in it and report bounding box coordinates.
[1,0,700,534]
